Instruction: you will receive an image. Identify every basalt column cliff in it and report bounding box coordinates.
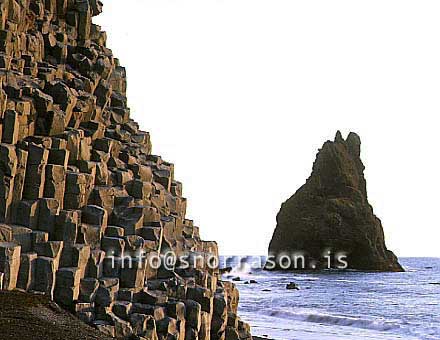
[268,132,403,272]
[0,1,252,339]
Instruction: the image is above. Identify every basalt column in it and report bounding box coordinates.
[0,1,252,339]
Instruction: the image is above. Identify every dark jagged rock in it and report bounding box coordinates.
[285,282,299,290]
[268,132,404,272]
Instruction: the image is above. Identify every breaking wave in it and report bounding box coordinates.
[267,309,401,332]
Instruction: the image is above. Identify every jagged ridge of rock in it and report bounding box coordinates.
[268,131,404,272]
[0,1,252,339]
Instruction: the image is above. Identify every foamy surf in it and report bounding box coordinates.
[247,316,420,340]
[227,257,440,340]
[267,309,401,332]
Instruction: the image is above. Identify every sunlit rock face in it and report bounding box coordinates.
[268,131,404,272]
[0,1,253,339]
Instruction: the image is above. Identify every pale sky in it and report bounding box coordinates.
[96,0,440,257]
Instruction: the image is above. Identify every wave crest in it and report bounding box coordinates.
[268,309,400,332]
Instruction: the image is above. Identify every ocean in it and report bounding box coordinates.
[221,257,440,340]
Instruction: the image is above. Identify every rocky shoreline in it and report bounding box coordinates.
[0,1,251,339]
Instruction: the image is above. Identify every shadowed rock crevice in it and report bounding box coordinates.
[268,131,403,272]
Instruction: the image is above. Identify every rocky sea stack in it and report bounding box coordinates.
[268,131,404,272]
[0,1,252,339]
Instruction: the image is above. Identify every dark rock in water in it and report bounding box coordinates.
[232,276,241,282]
[220,266,233,274]
[268,131,404,272]
[244,280,258,284]
[286,282,299,290]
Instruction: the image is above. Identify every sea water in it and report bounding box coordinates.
[221,257,440,340]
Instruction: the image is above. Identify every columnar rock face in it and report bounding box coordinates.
[0,1,252,339]
[268,131,403,272]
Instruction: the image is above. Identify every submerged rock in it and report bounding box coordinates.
[268,132,404,272]
[244,280,258,284]
[286,282,299,290]
[220,266,233,274]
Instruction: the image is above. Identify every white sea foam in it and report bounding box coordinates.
[235,257,440,340]
[334,279,358,283]
[267,308,400,332]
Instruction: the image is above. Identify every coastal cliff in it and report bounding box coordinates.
[0,1,251,339]
[268,131,403,272]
